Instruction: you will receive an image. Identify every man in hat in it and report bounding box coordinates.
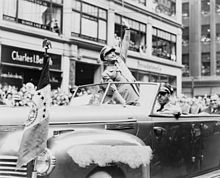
[155,83,181,117]
[100,19,136,83]
[100,20,139,105]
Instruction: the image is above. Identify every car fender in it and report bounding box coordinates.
[46,129,152,178]
[48,128,152,164]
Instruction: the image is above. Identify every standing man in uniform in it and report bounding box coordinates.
[100,19,139,105]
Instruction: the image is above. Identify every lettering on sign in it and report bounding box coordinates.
[11,51,46,65]
[138,61,162,72]
[1,45,61,70]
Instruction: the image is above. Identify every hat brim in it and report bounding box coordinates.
[103,48,116,58]
[160,86,170,94]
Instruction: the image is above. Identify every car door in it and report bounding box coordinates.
[199,115,220,173]
[150,115,203,178]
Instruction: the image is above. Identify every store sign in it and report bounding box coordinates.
[11,51,44,64]
[138,61,162,73]
[1,45,61,70]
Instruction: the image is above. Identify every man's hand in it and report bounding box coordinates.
[110,83,118,92]
[122,19,130,29]
[174,111,181,119]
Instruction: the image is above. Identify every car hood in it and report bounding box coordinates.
[0,105,146,156]
[0,105,145,126]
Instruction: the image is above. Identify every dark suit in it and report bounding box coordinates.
[202,106,220,114]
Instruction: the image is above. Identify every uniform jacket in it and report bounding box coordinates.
[156,101,182,115]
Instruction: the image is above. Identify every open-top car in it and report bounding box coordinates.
[1,82,220,178]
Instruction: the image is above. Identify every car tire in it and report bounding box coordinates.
[86,166,125,178]
[88,171,112,178]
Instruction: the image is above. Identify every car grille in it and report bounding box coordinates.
[0,155,27,178]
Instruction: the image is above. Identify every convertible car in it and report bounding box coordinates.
[1,82,220,178]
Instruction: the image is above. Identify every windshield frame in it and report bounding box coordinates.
[70,82,160,112]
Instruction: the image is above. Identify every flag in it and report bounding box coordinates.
[17,55,51,168]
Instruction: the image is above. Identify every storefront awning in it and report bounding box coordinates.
[1,62,62,73]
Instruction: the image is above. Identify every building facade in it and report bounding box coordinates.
[182,0,220,97]
[0,0,182,95]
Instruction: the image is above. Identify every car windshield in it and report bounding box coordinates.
[70,83,107,106]
[69,82,159,109]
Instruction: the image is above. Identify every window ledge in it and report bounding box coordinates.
[1,19,63,41]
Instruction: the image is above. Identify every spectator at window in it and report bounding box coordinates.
[114,34,121,48]
[52,19,61,35]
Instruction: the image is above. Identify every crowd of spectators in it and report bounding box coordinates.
[171,93,220,115]
[154,83,220,116]
[1,82,220,116]
[0,83,72,107]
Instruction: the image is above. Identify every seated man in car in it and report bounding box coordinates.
[201,94,220,114]
[155,83,181,117]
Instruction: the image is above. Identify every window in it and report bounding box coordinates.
[131,71,176,88]
[149,73,176,88]
[71,0,107,43]
[3,0,17,18]
[152,27,177,61]
[114,15,146,53]
[130,0,146,6]
[3,0,62,33]
[216,52,220,75]
[168,75,176,87]
[182,54,190,77]
[182,2,189,17]
[216,24,220,41]
[201,53,210,76]
[201,0,210,15]
[182,27,189,46]
[153,0,176,17]
[45,0,63,3]
[149,74,159,83]
[216,0,220,13]
[201,25,211,43]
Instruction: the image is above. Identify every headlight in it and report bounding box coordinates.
[35,148,56,176]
